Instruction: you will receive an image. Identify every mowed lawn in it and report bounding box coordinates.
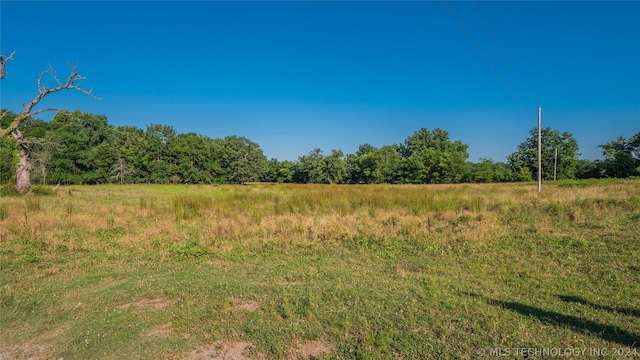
[1,180,639,359]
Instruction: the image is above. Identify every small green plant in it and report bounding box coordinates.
[455,214,471,225]
[170,239,207,260]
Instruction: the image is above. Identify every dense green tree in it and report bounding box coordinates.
[114,126,148,183]
[473,158,495,183]
[324,149,347,184]
[0,110,19,184]
[370,145,402,183]
[597,131,640,178]
[0,109,16,130]
[492,161,514,182]
[575,159,602,179]
[294,148,347,184]
[144,124,176,184]
[262,158,280,183]
[212,136,268,184]
[603,151,638,178]
[167,133,220,184]
[508,127,579,181]
[345,145,372,184]
[263,158,295,183]
[295,148,327,184]
[599,133,640,159]
[346,144,401,184]
[48,111,115,184]
[275,160,295,183]
[355,143,376,157]
[8,104,633,186]
[0,136,17,184]
[471,158,515,183]
[19,118,50,139]
[397,128,470,183]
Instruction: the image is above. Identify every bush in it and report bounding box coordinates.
[0,184,19,196]
[170,239,207,260]
[31,185,56,196]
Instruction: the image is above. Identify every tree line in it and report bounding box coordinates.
[1,108,638,188]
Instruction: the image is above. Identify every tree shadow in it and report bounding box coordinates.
[467,293,639,347]
[556,295,640,318]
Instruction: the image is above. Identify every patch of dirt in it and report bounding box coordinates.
[33,326,67,343]
[396,265,423,277]
[0,344,50,360]
[117,297,172,314]
[0,325,70,360]
[186,341,265,360]
[144,322,173,338]
[231,299,261,312]
[288,340,335,360]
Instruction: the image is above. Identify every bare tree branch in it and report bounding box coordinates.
[15,134,62,151]
[1,57,100,138]
[0,51,16,79]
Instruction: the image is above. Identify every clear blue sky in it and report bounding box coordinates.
[1,1,639,162]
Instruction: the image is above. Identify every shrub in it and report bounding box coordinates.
[170,239,207,260]
[32,185,56,196]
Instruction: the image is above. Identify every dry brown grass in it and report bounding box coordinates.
[2,181,637,255]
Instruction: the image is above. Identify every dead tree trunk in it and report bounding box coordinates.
[14,131,33,194]
[0,51,99,194]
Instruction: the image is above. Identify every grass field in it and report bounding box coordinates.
[1,180,639,359]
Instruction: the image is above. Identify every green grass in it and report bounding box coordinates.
[1,180,639,359]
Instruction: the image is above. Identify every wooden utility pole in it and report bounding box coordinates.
[538,105,542,193]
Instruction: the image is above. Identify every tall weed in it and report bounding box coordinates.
[25,196,41,212]
[0,202,8,221]
[172,194,213,220]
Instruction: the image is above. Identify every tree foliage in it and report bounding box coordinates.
[509,127,580,181]
[212,135,268,184]
[1,107,636,186]
[576,131,640,179]
[346,144,401,184]
[397,128,471,184]
[472,158,513,183]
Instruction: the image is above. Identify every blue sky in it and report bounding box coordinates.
[1,1,639,162]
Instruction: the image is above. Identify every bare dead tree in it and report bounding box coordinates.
[29,137,61,185]
[0,51,16,80]
[109,153,131,184]
[0,51,99,193]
